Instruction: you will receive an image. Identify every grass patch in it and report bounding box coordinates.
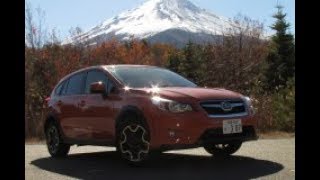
[25,137,45,144]
[258,131,295,139]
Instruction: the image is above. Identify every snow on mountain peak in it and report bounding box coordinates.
[63,0,234,45]
[146,0,201,12]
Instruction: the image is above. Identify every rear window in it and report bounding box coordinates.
[54,80,66,96]
[54,83,63,96]
[61,80,69,95]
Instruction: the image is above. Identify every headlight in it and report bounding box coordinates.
[243,96,255,115]
[151,96,193,113]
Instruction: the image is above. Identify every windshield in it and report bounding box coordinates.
[106,66,197,88]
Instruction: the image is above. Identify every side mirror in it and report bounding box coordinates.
[90,81,107,97]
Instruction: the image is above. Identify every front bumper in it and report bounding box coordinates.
[158,126,258,151]
[147,109,258,149]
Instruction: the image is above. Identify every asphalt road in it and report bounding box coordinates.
[25,138,295,180]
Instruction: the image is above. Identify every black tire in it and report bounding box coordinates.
[150,149,164,156]
[45,121,70,158]
[203,141,242,157]
[115,112,150,165]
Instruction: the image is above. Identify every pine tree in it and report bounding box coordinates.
[167,51,181,73]
[265,5,295,91]
[178,41,196,81]
[176,41,207,85]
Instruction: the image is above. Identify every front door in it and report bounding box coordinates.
[82,69,116,141]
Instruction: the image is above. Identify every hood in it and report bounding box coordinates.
[134,87,243,101]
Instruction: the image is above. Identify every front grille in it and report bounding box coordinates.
[201,99,248,118]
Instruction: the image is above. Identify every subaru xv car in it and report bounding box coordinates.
[44,65,258,163]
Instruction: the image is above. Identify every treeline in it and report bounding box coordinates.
[25,5,294,139]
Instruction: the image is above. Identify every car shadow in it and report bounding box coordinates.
[31,150,284,180]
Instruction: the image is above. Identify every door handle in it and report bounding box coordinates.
[57,100,62,106]
[78,100,86,107]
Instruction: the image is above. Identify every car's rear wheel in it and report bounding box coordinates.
[203,141,242,157]
[45,121,70,158]
[116,115,150,165]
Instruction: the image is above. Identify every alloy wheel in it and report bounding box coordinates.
[46,126,60,154]
[119,124,150,162]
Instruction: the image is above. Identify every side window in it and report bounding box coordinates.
[61,79,69,96]
[65,72,86,95]
[54,82,64,96]
[85,70,113,94]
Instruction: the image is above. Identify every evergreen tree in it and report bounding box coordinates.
[178,41,206,85]
[167,51,181,73]
[178,41,196,81]
[265,5,295,91]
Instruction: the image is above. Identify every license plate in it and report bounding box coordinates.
[223,119,242,134]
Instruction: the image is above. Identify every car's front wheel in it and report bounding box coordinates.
[45,121,70,158]
[203,141,242,157]
[116,115,150,164]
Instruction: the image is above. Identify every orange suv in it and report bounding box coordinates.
[44,65,258,163]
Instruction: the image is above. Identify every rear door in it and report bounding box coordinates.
[50,79,67,131]
[59,71,88,140]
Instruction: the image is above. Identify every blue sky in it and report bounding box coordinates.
[26,0,295,39]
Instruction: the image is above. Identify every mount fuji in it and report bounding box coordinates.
[63,0,237,47]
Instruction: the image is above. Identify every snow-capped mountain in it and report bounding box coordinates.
[63,0,236,47]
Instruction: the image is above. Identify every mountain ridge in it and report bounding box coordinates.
[63,0,236,47]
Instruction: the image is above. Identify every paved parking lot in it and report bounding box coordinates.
[25,138,295,180]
